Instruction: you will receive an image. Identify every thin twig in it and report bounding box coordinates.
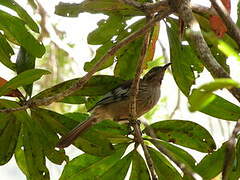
[209,0,240,48]
[169,88,180,119]
[0,11,171,113]
[142,122,197,178]
[168,0,240,103]
[128,20,158,180]
[222,119,240,180]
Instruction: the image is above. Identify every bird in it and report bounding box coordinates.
[56,63,171,148]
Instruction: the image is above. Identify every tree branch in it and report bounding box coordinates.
[209,0,240,48]
[0,11,171,113]
[142,122,197,179]
[222,119,240,180]
[168,0,240,103]
[128,20,157,180]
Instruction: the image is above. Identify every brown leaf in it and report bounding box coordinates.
[0,77,23,98]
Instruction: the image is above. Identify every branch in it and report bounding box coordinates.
[142,122,197,179]
[128,19,157,180]
[222,119,240,180]
[209,0,240,48]
[168,0,240,103]
[0,11,171,113]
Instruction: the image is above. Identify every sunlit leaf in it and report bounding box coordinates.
[0,10,45,57]
[60,144,128,180]
[0,69,50,97]
[144,120,216,153]
[0,0,39,32]
[55,0,143,17]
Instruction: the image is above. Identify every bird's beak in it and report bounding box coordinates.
[163,62,172,70]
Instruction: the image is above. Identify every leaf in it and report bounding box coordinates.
[0,32,15,70]
[0,69,50,97]
[0,10,45,57]
[189,78,240,112]
[144,120,216,153]
[16,47,36,96]
[60,96,86,104]
[0,0,39,32]
[100,152,132,180]
[199,94,240,121]
[209,0,230,37]
[0,77,23,98]
[148,147,182,180]
[17,121,50,179]
[0,100,24,165]
[55,0,143,17]
[167,19,203,96]
[33,75,124,100]
[34,109,115,157]
[228,137,240,179]
[60,144,128,180]
[31,109,68,165]
[130,150,150,180]
[195,144,226,179]
[149,139,196,169]
[114,18,146,80]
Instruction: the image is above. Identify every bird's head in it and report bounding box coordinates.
[143,63,171,84]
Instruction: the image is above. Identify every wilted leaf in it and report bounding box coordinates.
[0,77,23,98]
[144,120,216,153]
[0,69,50,97]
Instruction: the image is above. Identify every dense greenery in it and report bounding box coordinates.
[0,0,240,179]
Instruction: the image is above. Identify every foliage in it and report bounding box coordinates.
[0,0,240,179]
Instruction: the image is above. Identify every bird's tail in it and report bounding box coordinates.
[56,116,97,148]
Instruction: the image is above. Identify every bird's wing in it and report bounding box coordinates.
[88,80,132,111]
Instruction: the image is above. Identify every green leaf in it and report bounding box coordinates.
[16,47,36,96]
[0,100,24,165]
[88,15,127,45]
[195,144,226,179]
[228,137,240,180]
[199,78,240,92]
[167,19,203,96]
[55,0,143,17]
[60,96,86,104]
[130,150,150,180]
[148,147,182,180]
[199,94,240,121]
[0,0,39,32]
[60,144,128,180]
[18,121,50,179]
[189,79,240,112]
[84,41,115,72]
[144,120,216,153]
[0,10,45,57]
[0,69,50,97]
[34,109,115,157]
[149,139,196,169]
[0,32,15,70]
[31,109,68,165]
[33,75,124,100]
[100,152,132,180]
[114,18,146,80]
